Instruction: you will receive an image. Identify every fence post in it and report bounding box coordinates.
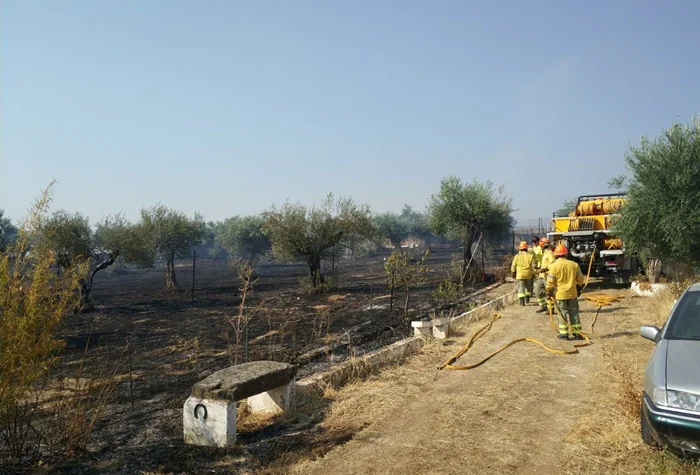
[244,321,249,363]
[390,272,395,313]
[127,337,134,411]
[478,240,483,280]
[191,250,196,301]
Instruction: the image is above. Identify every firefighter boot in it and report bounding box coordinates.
[525,296,530,305]
[519,297,525,306]
[536,307,548,313]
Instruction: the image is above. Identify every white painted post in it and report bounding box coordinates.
[432,318,450,339]
[183,397,237,447]
[411,320,433,338]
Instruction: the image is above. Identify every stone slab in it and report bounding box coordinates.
[192,361,296,401]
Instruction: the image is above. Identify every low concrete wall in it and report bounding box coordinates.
[297,337,426,391]
[449,288,518,327]
[297,284,516,392]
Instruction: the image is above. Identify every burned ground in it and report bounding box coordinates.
[4,246,504,474]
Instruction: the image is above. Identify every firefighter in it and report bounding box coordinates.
[511,241,534,306]
[534,237,554,313]
[546,243,585,339]
[529,236,543,270]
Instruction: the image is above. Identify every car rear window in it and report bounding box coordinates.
[666,290,700,340]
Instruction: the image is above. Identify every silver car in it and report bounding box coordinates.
[641,283,700,453]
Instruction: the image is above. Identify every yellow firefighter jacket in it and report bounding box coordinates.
[546,257,584,300]
[529,245,543,269]
[539,249,556,276]
[511,251,534,280]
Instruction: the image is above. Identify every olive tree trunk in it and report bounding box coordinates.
[165,250,178,290]
[460,236,475,285]
[645,258,662,284]
[308,254,324,289]
[76,253,118,313]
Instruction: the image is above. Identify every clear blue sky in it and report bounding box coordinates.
[2,1,699,226]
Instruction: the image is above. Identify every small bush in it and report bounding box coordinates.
[432,279,463,306]
[0,185,88,461]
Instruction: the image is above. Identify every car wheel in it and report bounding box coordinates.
[641,404,658,447]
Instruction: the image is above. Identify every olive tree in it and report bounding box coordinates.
[139,205,206,290]
[66,213,157,311]
[428,177,514,284]
[374,205,432,250]
[263,194,374,289]
[213,215,271,264]
[373,212,411,249]
[401,205,432,244]
[613,117,700,282]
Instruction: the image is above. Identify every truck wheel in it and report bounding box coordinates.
[641,404,658,447]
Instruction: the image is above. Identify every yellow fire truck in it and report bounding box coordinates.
[547,193,640,283]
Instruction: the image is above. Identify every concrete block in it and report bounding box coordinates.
[247,381,295,415]
[432,318,450,339]
[183,396,236,447]
[411,320,433,338]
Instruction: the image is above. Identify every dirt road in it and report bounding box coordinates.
[280,293,620,475]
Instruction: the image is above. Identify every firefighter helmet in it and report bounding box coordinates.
[553,243,568,256]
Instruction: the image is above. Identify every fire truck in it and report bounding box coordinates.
[546,193,640,283]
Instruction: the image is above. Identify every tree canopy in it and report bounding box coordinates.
[428,177,514,283]
[614,117,700,279]
[95,213,154,267]
[213,215,271,264]
[555,199,577,217]
[373,212,411,249]
[400,205,431,241]
[263,194,374,288]
[373,205,431,249]
[37,211,93,270]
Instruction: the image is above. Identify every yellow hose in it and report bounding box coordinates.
[438,297,594,371]
[604,237,623,250]
[581,250,595,291]
[575,198,625,216]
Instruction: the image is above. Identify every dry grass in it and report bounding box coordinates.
[259,342,457,475]
[328,294,351,302]
[564,289,700,474]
